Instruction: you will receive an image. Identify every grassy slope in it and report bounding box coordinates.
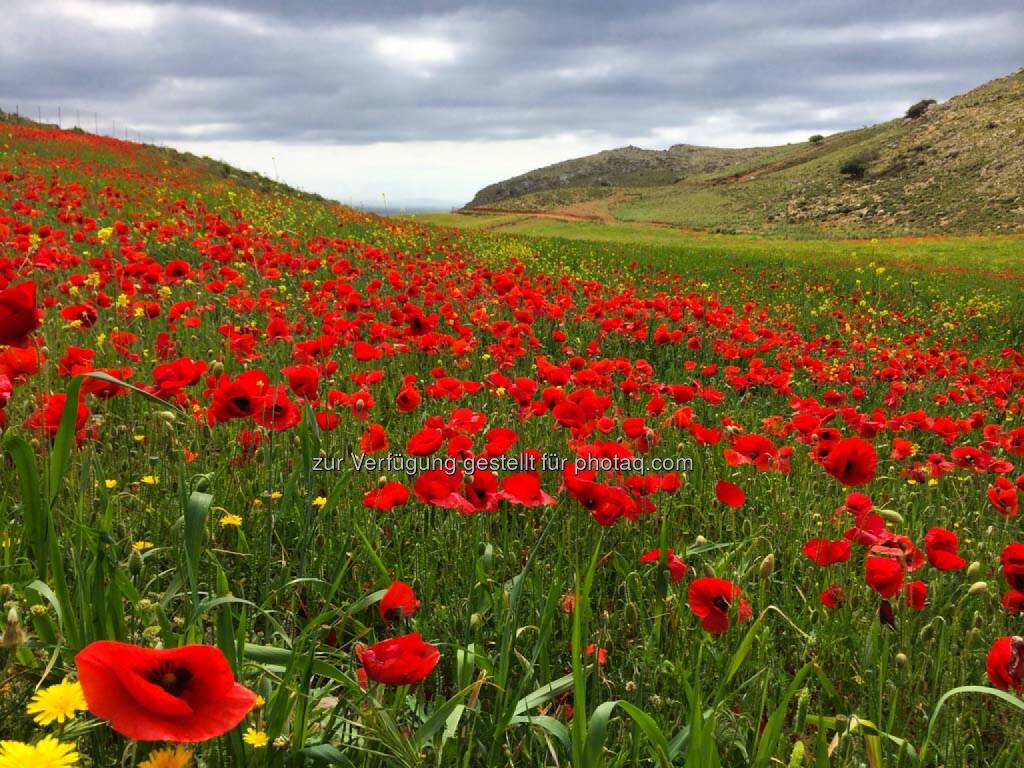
[465,70,1024,237]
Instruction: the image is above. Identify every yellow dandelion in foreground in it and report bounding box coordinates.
[251,693,266,709]
[0,736,79,767]
[138,746,193,768]
[104,478,119,490]
[132,540,154,552]
[220,513,243,528]
[312,496,327,508]
[269,491,282,500]
[243,728,269,748]
[141,475,159,485]
[133,434,146,443]
[26,680,87,726]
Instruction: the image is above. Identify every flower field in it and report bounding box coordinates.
[2,119,1024,766]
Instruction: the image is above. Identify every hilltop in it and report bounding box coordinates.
[463,69,1024,236]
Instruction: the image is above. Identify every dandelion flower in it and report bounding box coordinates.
[0,736,79,767]
[312,496,327,508]
[132,540,154,552]
[219,513,243,527]
[26,680,87,726]
[141,475,159,485]
[104,479,118,489]
[243,727,269,748]
[138,747,193,768]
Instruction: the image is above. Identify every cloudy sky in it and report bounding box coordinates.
[1,1,1021,207]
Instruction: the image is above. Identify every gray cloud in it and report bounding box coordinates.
[0,0,1021,197]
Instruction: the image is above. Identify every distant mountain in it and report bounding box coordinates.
[464,69,1024,235]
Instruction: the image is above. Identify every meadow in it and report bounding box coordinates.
[2,119,1024,767]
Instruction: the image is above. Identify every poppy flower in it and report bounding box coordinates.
[986,636,1024,691]
[865,556,903,598]
[904,580,927,610]
[500,472,556,507]
[823,437,877,486]
[74,641,255,742]
[24,392,89,442]
[363,482,409,511]
[379,581,420,622]
[0,281,40,346]
[688,577,752,634]
[281,364,320,400]
[802,538,851,566]
[356,632,440,685]
[639,548,687,582]
[923,528,966,571]
[988,478,1019,518]
[819,583,846,609]
[715,479,745,508]
[1001,543,1024,591]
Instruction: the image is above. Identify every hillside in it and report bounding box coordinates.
[463,69,1024,236]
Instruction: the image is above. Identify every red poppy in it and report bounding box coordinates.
[986,636,1024,691]
[923,528,967,571]
[988,478,1019,518]
[639,548,687,582]
[253,385,301,431]
[363,481,410,510]
[356,632,440,685]
[406,427,444,456]
[0,281,40,346]
[281,364,320,400]
[207,370,268,424]
[819,583,846,609]
[823,437,877,486]
[24,392,89,442]
[75,641,255,742]
[865,556,903,598]
[379,581,420,623]
[904,580,927,610]
[360,423,389,454]
[715,479,745,509]
[688,577,752,634]
[802,538,851,566]
[500,472,556,507]
[1001,543,1024,591]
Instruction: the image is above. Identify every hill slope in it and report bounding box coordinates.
[464,69,1024,236]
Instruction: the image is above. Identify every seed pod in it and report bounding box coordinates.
[966,561,982,579]
[759,553,775,579]
[968,581,989,596]
[1,606,27,648]
[877,509,903,525]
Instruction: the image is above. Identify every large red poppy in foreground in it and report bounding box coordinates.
[75,641,256,742]
[688,577,751,634]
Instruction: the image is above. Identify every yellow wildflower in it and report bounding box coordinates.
[26,680,87,726]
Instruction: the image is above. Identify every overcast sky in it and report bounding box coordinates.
[1,1,1022,207]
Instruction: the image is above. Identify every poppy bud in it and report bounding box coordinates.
[966,561,982,579]
[895,652,908,667]
[877,509,903,525]
[695,535,708,546]
[968,581,989,596]
[759,553,775,579]
[967,627,982,650]
[129,549,144,575]
[918,620,934,642]
[195,475,211,493]
[879,599,896,629]
[211,360,224,375]
[471,612,483,628]
[0,584,10,598]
